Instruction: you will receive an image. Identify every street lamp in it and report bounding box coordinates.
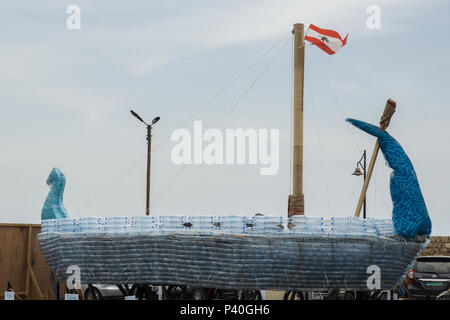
[352,150,367,219]
[130,109,160,216]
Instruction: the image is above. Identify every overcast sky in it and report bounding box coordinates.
[0,0,448,235]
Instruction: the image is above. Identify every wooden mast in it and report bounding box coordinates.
[288,23,305,217]
[354,99,396,217]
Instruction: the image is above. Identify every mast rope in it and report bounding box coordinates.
[341,178,362,215]
[310,47,363,154]
[216,37,290,128]
[309,46,391,218]
[373,164,391,215]
[153,33,291,152]
[73,33,291,216]
[305,55,333,216]
[151,36,291,209]
[73,156,147,217]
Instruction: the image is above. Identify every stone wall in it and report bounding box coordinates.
[421,236,450,256]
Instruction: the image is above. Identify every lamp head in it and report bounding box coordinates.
[352,167,363,176]
[130,110,146,125]
[152,116,160,125]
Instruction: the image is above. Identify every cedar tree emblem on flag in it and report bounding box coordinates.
[305,24,348,55]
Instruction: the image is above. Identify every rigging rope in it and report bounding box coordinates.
[153,33,291,152]
[150,164,186,209]
[151,36,291,209]
[373,163,391,214]
[310,46,363,154]
[216,37,290,128]
[341,178,362,216]
[309,46,391,218]
[305,53,334,216]
[73,156,147,217]
[74,33,291,216]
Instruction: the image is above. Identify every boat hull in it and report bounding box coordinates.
[38,232,428,291]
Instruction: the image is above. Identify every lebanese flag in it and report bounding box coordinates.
[305,24,348,55]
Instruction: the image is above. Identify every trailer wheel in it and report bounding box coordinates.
[240,290,262,300]
[162,285,187,300]
[84,285,102,300]
[283,290,305,300]
[190,288,207,300]
[344,291,357,300]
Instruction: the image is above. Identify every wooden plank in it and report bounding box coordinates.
[0,223,41,228]
[27,265,43,300]
[25,226,32,295]
[0,226,28,293]
[29,226,56,300]
[0,224,56,299]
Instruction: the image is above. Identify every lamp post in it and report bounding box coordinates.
[352,150,367,219]
[130,110,160,216]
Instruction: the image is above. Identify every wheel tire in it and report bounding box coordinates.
[344,291,356,300]
[84,286,102,300]
[211,289,223,299]
[283,290,292,300]
[241,290,262,300]
[283,290,304,300]
[136,285,154,300]
[163,285,186,300]
[146,286,159,300]
[190,288,207,300]
[324,290,339,300]
[379,291,388,300]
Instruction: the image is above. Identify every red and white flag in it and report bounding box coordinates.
[305,24,348,55]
